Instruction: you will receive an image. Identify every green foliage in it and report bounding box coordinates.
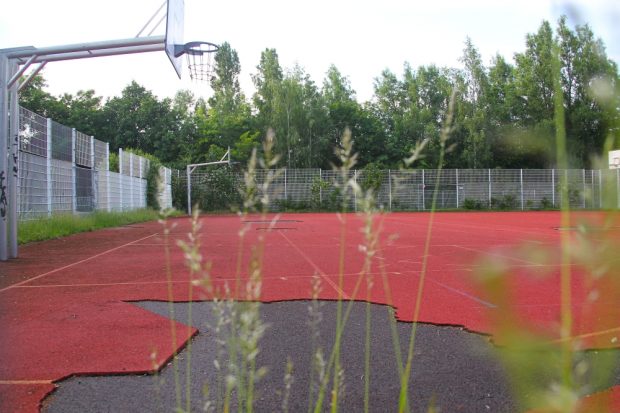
[359,163,384,193]
[190,168,241,212]
[108,152,119,173]
[18,209,163,244]
[540,197,554,210]
[119,149,164,211]
[491,194,518,210]
[19,17,617,172]
[462,198,486,210]
[310,177,331,210]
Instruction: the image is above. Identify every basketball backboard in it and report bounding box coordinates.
[165,0,184,78]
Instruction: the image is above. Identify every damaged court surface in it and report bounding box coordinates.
[1,212,619,412]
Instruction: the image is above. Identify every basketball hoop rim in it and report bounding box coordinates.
[176,41,219,57]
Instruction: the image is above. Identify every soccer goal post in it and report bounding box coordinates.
[186,147,231,215]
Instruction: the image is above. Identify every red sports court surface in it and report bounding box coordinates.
[1,211,619,412]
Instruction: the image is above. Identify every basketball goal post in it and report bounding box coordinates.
[0,0,218,260]
[186,147,231,215]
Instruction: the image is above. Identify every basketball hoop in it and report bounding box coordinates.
[179,41,219,82]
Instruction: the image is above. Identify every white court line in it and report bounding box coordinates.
[0,380,54,385]
[278,231,350,300]
[1,233,159,293]
[451,244,539,265]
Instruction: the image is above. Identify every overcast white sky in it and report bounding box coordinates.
[1,0,618,103]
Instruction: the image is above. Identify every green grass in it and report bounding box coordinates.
[17,209,178,244]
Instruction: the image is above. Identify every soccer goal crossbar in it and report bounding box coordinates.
[186,147,231,215]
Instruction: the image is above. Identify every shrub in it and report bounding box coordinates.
[462,198,486,210]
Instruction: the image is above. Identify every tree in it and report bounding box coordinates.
[556,17,618,166]
[199,42,253,160]
[101,81,180,163]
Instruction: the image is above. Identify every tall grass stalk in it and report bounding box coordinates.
[398,91,457,413]
[176,209,206,412]
[160,218,183,412]
[552,42,574,391]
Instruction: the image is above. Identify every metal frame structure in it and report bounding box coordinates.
[186,147,231,215]
[0,36,169,261]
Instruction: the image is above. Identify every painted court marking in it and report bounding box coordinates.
[0,233,158,292]
[278,231,350,300]
[0,380,53,385]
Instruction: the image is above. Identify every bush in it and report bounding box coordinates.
[360,163,384,194]
[462,198,486,210]
[492,195,518,210]
[540,197,554,210]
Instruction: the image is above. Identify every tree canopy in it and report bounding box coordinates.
[19,17,618,170]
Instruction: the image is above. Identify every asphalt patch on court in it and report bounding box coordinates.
[42,301,620,413]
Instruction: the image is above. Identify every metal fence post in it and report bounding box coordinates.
[119,148,123,211]
[596,169,600,209]
[454,169,459,209]
[319,168,322,205]
[106,142,111,212]
[422,169,426,210]
[129,152,134,210]
[551,169,555,207]
[488,169,492,208]
[284,168,287,200]
[617,169,620,209]
[186,165,192,215]
[47,118,52,216]
[354,170,358,212]
[71,128,77,213]
[582,169,586,209]
[139,156,143,208]
[90,136,95,210]
[520,169,524,210]
[388,169,392,211]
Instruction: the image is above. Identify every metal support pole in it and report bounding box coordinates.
[284,168,287,200]
[0,54,8,260]
[71,128,77,213]
[8,61,19,257]
[186,165,192,215]
[388,169,392,211]
[520,169,524,210]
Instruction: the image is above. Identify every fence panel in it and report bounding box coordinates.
[18,152,48,219]
[75,166,95,212]
[107,172,123,211]
[18,107,47,157]
[458,169,490,208]
[50,160,73,213]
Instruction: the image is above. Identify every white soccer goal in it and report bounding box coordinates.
[186,147,231,214]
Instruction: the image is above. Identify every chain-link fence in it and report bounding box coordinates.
[17,106,173,220]
[176,167,620,213]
